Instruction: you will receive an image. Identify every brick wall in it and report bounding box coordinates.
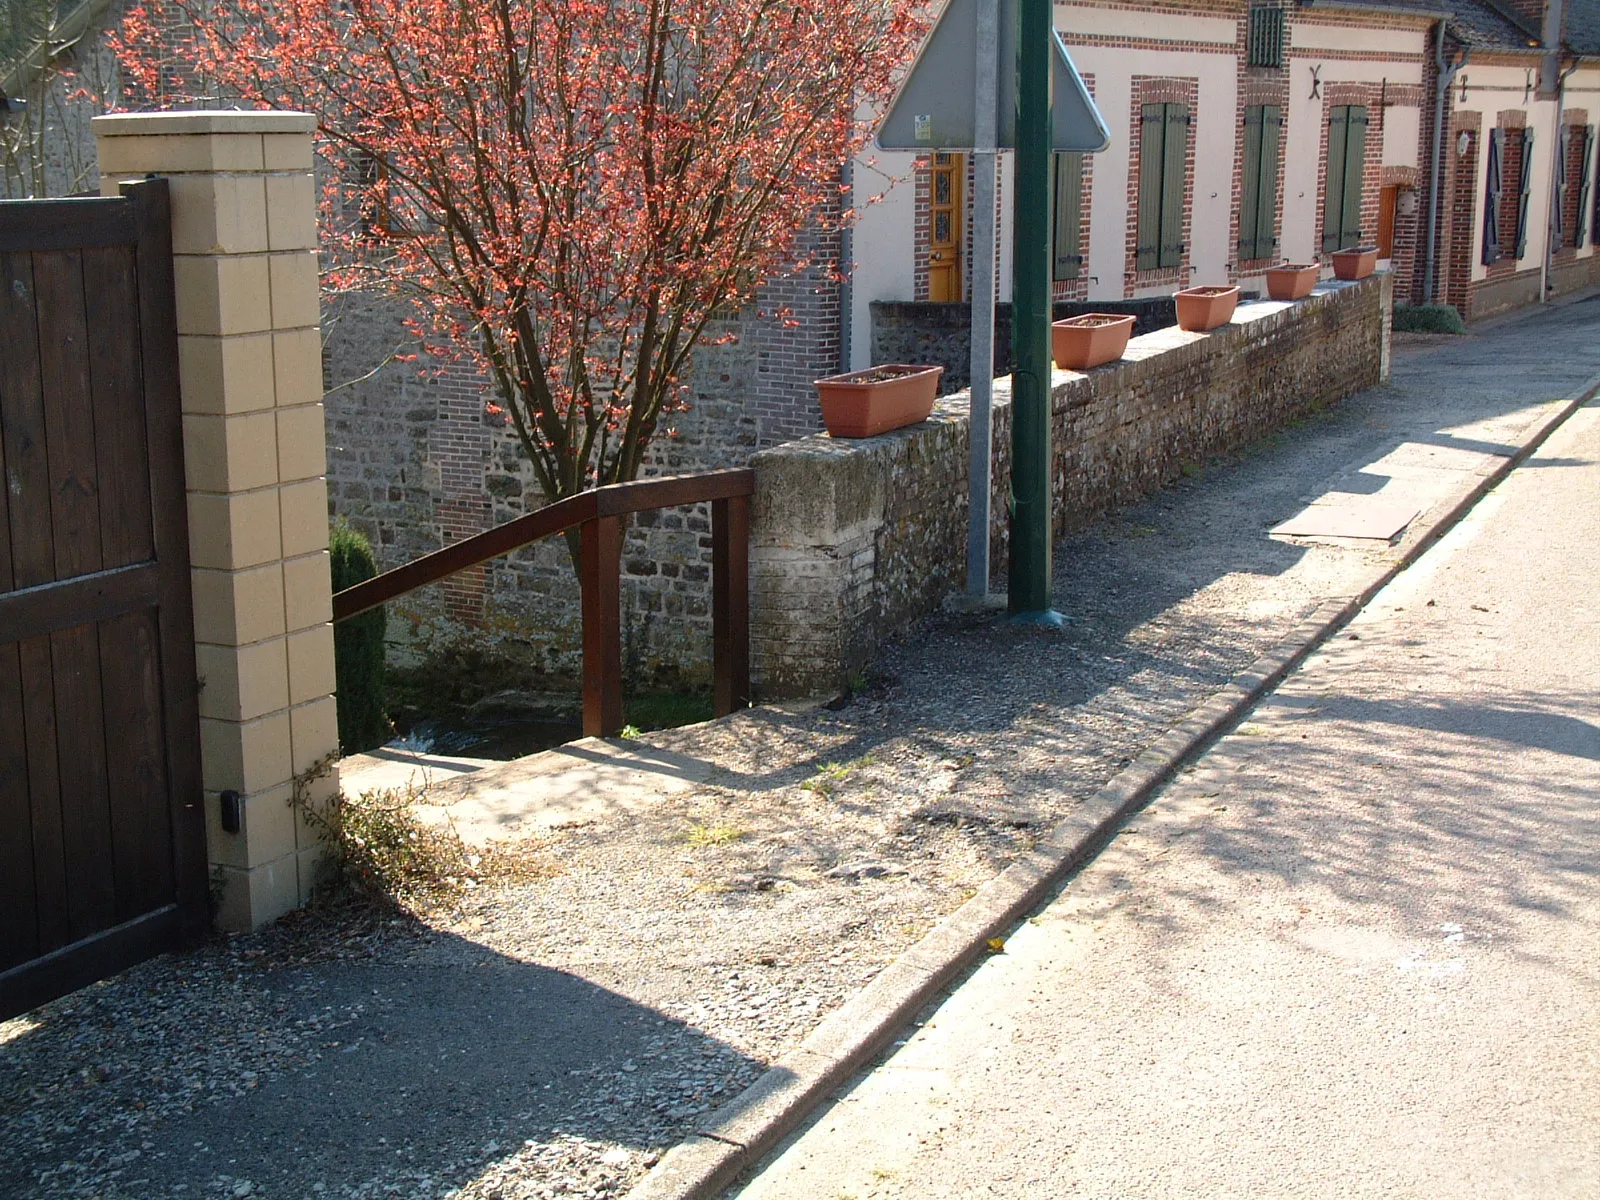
[752,275,1390,698]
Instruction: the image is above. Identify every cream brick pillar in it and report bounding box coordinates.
[92,110,338,931]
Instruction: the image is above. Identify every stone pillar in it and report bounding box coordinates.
[92,111,337,931]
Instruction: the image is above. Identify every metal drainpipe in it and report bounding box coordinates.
[839,159,854,371]
[1424,21,1467,305]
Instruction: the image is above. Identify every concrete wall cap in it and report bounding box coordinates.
[93,110,317,136]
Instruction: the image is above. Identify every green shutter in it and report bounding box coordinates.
[1483,128,1502,265]
[1578,126,1594,250]
[1160,105,1189,268]
[1239,107,1263,260]
[1323,106,1349,253]
[1515,129,1534,259]
[1257,106,1282,260]
[1340,106,1368,248]
[1053,153,1083,280]
[1137,105,1164,271]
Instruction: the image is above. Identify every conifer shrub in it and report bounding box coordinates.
[1392,303,1466,334]
[329,522,390,753]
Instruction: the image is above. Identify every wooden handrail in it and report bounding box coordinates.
[332,467,755,737]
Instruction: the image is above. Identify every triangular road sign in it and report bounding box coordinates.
[877,0,1110,152]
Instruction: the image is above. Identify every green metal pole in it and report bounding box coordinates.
[1008,0,1060,625]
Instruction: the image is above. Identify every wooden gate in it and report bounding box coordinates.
[0,179,208,1020]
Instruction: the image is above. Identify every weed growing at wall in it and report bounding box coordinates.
[330,522,390,753]
[293,756,554,911]
[1392,304,1466,334]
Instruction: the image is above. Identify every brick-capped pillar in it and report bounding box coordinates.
[92,110,337,931]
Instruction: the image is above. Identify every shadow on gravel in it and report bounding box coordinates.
[0,926,762,1198]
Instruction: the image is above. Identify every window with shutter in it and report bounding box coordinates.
[1247,8,1285,69]
[1239,105,1281,261]
[1514,129,1534,260]
[1321,105,1367,252]
[1578,126,1595,250]
[1483,128,1502,265]
[1053,153,1084,281]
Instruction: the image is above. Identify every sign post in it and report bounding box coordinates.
[1008,0,1056,623]
[877,0,1108,618]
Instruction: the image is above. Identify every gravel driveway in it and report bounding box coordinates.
[4,302,1597,1200]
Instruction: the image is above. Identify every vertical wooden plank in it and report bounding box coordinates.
[0,643,38,970]
[100,609,174,920]
[34,246,118,940]
[712,495,750,718]
[33,249,103,583]
[51,622,116,939]
[580,515,624,738]
[84,244,153,571]
[128,178,209,928]
[17,636,68,952]
[0,251,54,590]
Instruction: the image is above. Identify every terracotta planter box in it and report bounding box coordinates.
[1174,285,1240,332]
[814,363,943,438]
[1331,246,1378,280]
[1051,313,1136,371]
[1265,264,1320,301]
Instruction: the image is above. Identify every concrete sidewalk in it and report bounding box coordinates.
[727,337,1600,1199]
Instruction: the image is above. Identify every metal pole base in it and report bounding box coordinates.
[1007,608,1070,629]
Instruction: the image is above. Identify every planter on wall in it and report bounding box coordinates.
[1265,264,1320,301]
[1331,246,1378,280]
[1051,313,1137,371]
[1173,285,1240,332]
[814,364,943,438]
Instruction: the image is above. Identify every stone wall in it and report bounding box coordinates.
[870,297,1180,393]
[324,287,823,687]
[751,274,1391,698]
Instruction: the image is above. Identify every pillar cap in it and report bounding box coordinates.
[93,110,317,137]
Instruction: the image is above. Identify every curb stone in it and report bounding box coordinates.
[625,368,1600,1200]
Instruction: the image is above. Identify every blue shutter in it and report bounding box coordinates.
[1514,129,1534,260]
[1579,125,1595,250]
[1482,128,1502,266]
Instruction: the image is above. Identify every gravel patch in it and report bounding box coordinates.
[5,301,1595,1200]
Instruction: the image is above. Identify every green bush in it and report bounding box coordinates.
[1392,303,1466,335]
[329,522,390,754]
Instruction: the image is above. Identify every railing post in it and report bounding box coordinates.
[580,514,624,737]
[712,494,751,717]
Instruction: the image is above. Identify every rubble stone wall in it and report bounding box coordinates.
[750,274,1391,698]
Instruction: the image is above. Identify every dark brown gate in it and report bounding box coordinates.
[0,179,207,1020]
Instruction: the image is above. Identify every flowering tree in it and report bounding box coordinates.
[115,0,920,507]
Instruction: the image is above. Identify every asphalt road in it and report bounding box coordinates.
[730,392,1600,1195]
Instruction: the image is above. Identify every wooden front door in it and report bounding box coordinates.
[1377,184,1398,259]
[928,153,964,302]
[0,180,207,1020]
